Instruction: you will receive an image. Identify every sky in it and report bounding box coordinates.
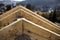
[0,0,3,1]
[0,0,59,5]
[0,0,25,1]
[13,0,25,1]
[0,0,56,3]
[0,0,56,2]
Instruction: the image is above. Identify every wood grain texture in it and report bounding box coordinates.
[0,6,60,40]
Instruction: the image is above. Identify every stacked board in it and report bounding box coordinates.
[0,6,60,40]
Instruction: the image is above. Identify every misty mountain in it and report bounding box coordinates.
[0,0,57,8]
[16,0,56,9]
[25,0,56,5]
[0,0,56,5]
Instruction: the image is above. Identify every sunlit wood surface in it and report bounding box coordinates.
[0,6,60,40]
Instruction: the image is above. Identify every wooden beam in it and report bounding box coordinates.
[0,6,60,36]
[0,18,60,40]
[0,6,20,19]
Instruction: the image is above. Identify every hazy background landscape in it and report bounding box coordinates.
[0,0,60,24]
[0,0,59,8]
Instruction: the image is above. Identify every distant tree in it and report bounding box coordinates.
[49,12,53,21]
[0,3,4,7]
[49,9,57,22]
[26,4,32,10]
[6,5,11,11]
[31,5,35,11]
[52,9,57,22]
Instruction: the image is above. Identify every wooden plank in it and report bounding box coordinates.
[50,34,60,40]
[0,6,20,19]
[0,18,60,40]
[0,6,60,35]
[20,9,60,34]
[23,20,60,40]
[23,20,50,39]
[0,19,50,40]
[0,10,21,28]
[0,8,60,35]
[0,20,22,40]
